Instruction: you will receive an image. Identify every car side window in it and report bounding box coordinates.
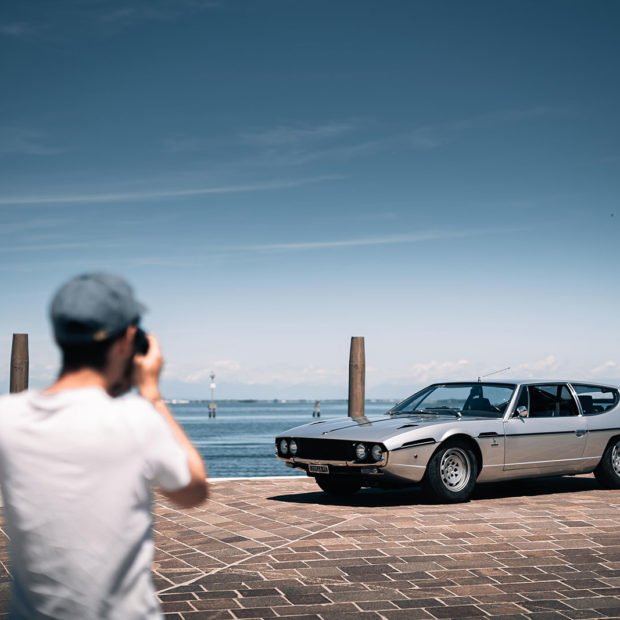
[528,384,579,417]
[572,384,620,415]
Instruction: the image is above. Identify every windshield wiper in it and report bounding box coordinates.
[421,406,462,418]
[392,408,461,417]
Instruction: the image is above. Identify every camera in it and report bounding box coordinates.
[134,328,150,355]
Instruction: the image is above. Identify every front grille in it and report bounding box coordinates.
[293,438,355,461]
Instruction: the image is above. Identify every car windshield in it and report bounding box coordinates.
[390,383,516,418]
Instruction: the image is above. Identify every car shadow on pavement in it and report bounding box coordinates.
[268,475,601,508]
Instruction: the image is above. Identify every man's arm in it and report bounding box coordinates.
[134,335,209,508]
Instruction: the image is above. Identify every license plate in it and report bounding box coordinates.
[308,463,329,474]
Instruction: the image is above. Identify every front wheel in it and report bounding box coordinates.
[315,474,362,496]
[594,439,620,489]
[424,440,477,503]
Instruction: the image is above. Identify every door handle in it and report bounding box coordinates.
[575,430,586,438]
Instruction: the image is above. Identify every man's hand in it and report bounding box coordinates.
[133,334,163,402]
[134,333,209,508]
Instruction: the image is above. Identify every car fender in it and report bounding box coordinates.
[430,431,484,478]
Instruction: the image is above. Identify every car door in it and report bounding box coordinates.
[504,383,587,472]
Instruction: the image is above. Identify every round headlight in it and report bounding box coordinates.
[371,444,383,462]
[289,439,298,455]
[279,439,289,455]
[355,443,367,460]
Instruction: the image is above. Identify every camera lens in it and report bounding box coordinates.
[134,328,149,355]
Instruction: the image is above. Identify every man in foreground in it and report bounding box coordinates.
[0,273,208,619]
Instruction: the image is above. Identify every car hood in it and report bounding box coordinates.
[277,414,494,443]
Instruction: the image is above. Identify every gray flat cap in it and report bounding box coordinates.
[50,273,147,344]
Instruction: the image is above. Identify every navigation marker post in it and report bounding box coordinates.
[209,371,216,418]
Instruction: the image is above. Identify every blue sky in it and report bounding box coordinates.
[1,0,619,399]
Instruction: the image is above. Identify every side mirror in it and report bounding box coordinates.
[516,406,528,418]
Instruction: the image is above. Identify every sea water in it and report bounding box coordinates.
[170,400,396,478]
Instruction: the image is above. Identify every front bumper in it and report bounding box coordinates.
[275,438,437,486]
[276,455,387,468]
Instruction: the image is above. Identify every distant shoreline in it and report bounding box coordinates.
[167,398,399,405]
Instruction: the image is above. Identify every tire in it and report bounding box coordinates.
[424,440,477,503]
[315,474,362,496]
[594,439,620,489]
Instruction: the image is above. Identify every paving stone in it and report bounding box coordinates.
[381,610,434,619]
[190,598,242,611]
[284,593,330,605]
[478,602,526,615]
[326,589,405,603]
[161,600,196,613]
[182,612,234,619]
[565,596,620,610]
[235,595,289,608]
[231,608,278,618]
[520,599,573,612]
[356,600,400,610]
[237,589,280,598]
[561,611,608,619]
[319,612,382,620]
[272,603,359,616]
[524,590,570,601]
[194,591,239,600]
[394,598,443,608]
[424,603,485,618]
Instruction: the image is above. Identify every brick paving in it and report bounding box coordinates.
[1,474,620,618]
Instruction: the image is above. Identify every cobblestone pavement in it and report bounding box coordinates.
[2,474,620,618]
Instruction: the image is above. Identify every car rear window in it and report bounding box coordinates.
[571,384,620,415]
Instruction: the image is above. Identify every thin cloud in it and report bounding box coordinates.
[259,140,383,167]
[0,22,41,38]
[365,360,472,387]
[184,361,242,383]
[98,1,222,28]
[162,123,370,157]
[100,7,175,25]
[239,121,357,147]
[513,355,561,378]
[238,108,560,167]
[0,218,66,235]
[0,241,125,254]
[404,359,471,384]
[591,361,618,376]
[406,106,557,150]
[0,127,67,156]
[234,121,383,167]
[162,135,207,153]
[182,362,346,387]
[0,175,342,206]
[221,228,524,252]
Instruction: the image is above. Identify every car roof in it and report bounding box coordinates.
[435,379,620,389]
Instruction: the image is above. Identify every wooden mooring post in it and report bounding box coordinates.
[348,336,365,418]
[10,333,29,393]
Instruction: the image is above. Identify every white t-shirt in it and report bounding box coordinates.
[0,387,191,619]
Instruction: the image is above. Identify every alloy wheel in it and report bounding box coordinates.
[440,448,471,492]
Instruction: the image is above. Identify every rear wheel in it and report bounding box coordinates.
[594,439,620,489]
[315,474,362,496]
[424,440,477,503]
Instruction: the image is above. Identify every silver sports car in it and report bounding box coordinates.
[275,380,620,502]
